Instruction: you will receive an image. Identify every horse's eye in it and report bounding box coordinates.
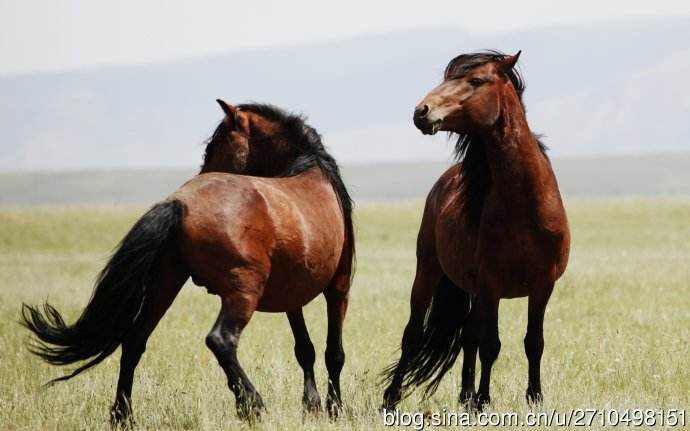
[469,78,484,87]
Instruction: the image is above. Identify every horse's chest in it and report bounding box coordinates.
[480,212,566,293]
[437,206,564,298]
[436,213,481,293]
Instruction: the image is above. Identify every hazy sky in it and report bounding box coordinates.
[2,0,690,75]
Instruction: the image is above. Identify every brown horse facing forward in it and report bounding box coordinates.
[382,51,570,410]
[21,101,354,424]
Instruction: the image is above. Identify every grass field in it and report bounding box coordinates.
[1,200,689,430]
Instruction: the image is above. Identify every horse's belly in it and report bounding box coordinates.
[257,258,338,312]
[256,225,343,312]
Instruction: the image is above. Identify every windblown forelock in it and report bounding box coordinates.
[443,50,526,100]
[444,52,501,80]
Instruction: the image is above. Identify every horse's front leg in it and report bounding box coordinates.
[287,308,322,413]
[475,292,500,410]
[524,285,554,404]
[459,298,481,406]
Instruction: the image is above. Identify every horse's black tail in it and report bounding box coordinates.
[20,200,184,384]
[387,275,471,399]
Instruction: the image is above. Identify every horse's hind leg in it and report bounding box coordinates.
[287,308,322,413]
[323,273,350,418]
[381,257,442,410]
[524,284,554,404]
[111,251,189,425]
[205,271,264,421]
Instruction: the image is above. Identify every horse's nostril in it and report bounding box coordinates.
[418,105,429,118]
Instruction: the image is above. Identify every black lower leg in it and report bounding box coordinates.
[110,261,187,426]
[382,316,423,409]
[324,289,348,418]
[459,301,480,405]
[111,341,145,425]
[475,297,500,409]
[382,260,441,410]
[206,311,263,421]
[525,293,549,404]
[287,309,321,412]
[524,330,543,404]
[325,343,345,415]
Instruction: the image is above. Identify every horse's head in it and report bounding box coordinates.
[200,100,294,175]
[413,51,523,135]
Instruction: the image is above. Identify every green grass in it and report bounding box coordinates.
[1,200,689,430]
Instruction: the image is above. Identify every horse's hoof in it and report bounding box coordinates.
[459,388,476,407]
[237,406,262,423]
[326,398,343,420]
[382,388,401,412]
[236,393,265,422]
[473,393,491,411]
[302,393,322,414]
[380,403,396,415]
[526,388,543,406]
[110,403,135,429]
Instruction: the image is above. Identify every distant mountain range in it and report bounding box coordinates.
[1,17,689,171]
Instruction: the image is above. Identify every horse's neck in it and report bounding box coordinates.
[199,148,293,177]
[200,153,327,184]
[250,137,294,176]
[199,160,226,174]
[482,94,553,207]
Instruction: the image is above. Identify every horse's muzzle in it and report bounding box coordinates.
[413,106,429,133]
[413,106,441,135]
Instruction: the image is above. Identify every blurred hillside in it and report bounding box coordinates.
[2,153,689,206]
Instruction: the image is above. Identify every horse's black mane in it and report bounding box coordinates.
[445,50,548,224]
[202,103,355,277]
[202,120,229,167]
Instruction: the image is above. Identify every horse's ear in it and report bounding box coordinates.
[216,99,238,127]
[498,50,521,73]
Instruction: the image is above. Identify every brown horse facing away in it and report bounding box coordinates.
[382,51,570,410]
[21,101,355,424]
